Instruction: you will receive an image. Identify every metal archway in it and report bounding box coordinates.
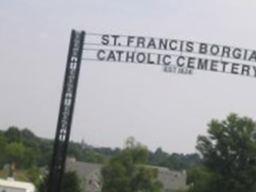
[47,29,256,192]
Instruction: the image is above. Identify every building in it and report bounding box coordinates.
[156,166,187,192]
[66,158,187,192]
[0,178,35,192]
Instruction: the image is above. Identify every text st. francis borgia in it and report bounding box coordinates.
[83,33,256,77]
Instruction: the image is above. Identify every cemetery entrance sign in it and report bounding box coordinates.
[47,30,256,192]
[85,33,256,77]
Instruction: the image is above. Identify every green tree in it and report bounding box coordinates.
[38,171,82,192]
[101,137,162,192]
[0,132,7,167]
[5,142,37,169]
[189,114,256,192]
[149,148,201,171]
[26,166,42,188]
[5,142,26,169]
[5,127,21,142]
[61,171,82,192]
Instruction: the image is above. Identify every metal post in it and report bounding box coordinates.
[47,30,85,192]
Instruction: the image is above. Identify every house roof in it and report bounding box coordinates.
[65,158,187,192]
[66,159,102,179]
[0,178,35,192]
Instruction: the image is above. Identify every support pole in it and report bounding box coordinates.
[47,30,85,192]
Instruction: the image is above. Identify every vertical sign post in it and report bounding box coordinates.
[47,30,85,192]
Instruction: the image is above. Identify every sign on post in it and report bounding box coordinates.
[49,29,256,192]
[47,30,85,192]
[83,33,256,77]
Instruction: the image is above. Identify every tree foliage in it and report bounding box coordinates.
[0,126,199,172]
[101,137,163,192]
[189,114,256,192]
[0,126,200,191]
[38,171,82,192]
[149,148,201,171]
[61,171,82,192]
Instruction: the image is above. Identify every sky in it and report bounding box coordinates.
[1,0,256,153]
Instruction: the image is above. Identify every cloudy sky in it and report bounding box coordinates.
[1,0,256,153]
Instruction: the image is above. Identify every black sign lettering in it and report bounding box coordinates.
[210,60,218,72]
[241,65,250,76]
[101,34,109,45]
[83,33,256,78]
[231,63,239,74]
[177,56,185,67]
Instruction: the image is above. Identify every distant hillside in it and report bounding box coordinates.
[0,127,201,171]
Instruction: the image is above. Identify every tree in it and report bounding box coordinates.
[61,171,82,192]
[38,171,82,192]
[101,137,162,192]
[5,142,38,169]
[5,142,26,169]
[189,114,256,192]
[5,127,21,142]
[187,166,219,192]
[0,133,7,167]
[26,166,42,188]
[149,148,201,171]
